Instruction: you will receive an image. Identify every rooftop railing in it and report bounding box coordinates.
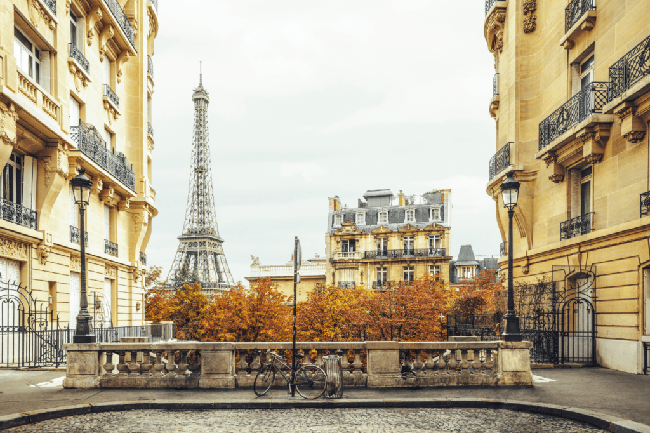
[69,44,89,74]
[565,0,595,33]
[103,84,119,109]
[364,248,446,260]
[0,199,37,230]
[71,121,136,191]
[538,82,608,151]
[560,212,594,240]
[608,33,650,102]
[103,0,136,49]
[488,142,511,180]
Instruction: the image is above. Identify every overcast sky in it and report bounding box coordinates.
[149,1,499,284]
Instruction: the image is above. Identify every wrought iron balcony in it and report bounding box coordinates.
[140,251,147,265]
[70,225,88,246]
[42,0,56,15]
[148,55,153,79]
[565,0,595,33]
[641,191,650,217]
[500,242,507,257]
[71,121,136,191]
[488,142,511,180]
[484,0,503,15]
[493,73,499,96]
[372,281,390,290]
[147,122,154,137]
[103,84,119,109]
[538,82,608,151]
[608,34,650,102]
[338,281,355,289]
[103,0,136,49]
[69,44,89,74]
[150,0,158,11]
[560,212,594,240]
[363,248,446,260]
[105,240,118,257]
[0,199,37,230]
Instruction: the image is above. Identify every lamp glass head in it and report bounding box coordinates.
[500,173,520,210]
[71,169,93,206]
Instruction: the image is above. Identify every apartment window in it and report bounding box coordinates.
[377,267,387,284]
[429,265,440,275]
[103,128,112,149]
[457,266,475,280]
[580,55,594,91]
[341,239,356,253]
[428,235,441,249]
[580,166,592,216]
[355,212,365,225]
[403,236,414,252]
[104,205,111,241]
[378,211,388,224]
[403,266,414,282]
[1,153,22,205]
[405,209,415,223]
[69,96,80,127]
[376,238,388,254]
[334,214,342,226]
[70,11,78,47]
[14,28,39,83]
[430,207,441,221]
[102,55,111,86]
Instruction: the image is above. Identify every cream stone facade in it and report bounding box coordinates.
[0,0,158,327]
[245,255,326,302]
[326,189,452,289]
[484,0,650,373]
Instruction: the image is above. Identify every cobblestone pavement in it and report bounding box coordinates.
[6,408,607,432]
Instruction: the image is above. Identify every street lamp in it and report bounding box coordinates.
[71,169,95,343]
[500,172,522,342]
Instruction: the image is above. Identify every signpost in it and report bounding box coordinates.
[290,236,301,397]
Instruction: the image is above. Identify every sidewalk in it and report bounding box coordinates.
[0,367,648,427]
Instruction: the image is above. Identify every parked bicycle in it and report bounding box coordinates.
[253,349,327,399]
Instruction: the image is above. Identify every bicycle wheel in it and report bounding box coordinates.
[295,364,326,399]
[254,365,275,397]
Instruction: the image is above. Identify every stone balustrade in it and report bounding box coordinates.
[62,340,532,389]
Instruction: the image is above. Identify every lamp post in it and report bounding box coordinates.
[500,172,522,342]
[71,169,95,344]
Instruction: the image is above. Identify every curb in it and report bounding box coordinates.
[0,399,648,432]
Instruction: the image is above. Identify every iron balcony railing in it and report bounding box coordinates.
[70,225,88,246]
[500,242,507,257]
[485,0,503,15]
[103,0,136,49]
[42,0,56,15]
[105,240,118,257]
[140,251,147,265]
[493,73,499,96]
[538,82,608,151]
[0,199,37,230]
[103,84,119,109]
[338,281,355,289]
[148,55,154,79]
[71,121,136,191]
[150,0,158,11]
[363,248,446,260]
[565,0,595,33]
[560,212,594,240]
[69,44,89,74]
[147,122,154,137]
[488,142,511,180]
[641,191,650,218]
[608,33,650,102]
[372,281,390,290]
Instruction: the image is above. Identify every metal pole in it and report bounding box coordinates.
[291,236,297,397]
[74,203,95,343]
[503,209,521,342]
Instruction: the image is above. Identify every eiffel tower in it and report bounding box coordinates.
[167,71,235,293]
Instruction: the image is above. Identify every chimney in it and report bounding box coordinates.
[398,190,406,206]
[329,196,341,211]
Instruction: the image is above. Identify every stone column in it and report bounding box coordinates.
[199,343,235,389]
[366,341,401,387]
[62,344,101,388]
[497,341,533,386]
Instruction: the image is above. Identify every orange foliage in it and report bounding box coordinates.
[451,269,505,315]
[144,266,170,324]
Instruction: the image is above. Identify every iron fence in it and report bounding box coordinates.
[560,212,594,240]
[69,44,89,74]
[364,248,446,260]
[446,313,502,341]
[538,82,608,150]
[644,342,649,374]
[70,225,88,246]
[485,0,500,15]
[566,0,595,33]
[148,55,154,79]
[488,142,511,180]
[104,239,118,257]
[0,199,37,230]
[103,84,119,109]
[372,281,390,290]
[103,0,136,49]
[641,191,650,217]
[493,72,499,96]
[71,121,136,191]
[338,281,355,289]
[608,33,650,102]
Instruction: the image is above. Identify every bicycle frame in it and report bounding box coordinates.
[264,352,314,392]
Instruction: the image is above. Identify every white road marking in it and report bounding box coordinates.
[29,376,65,388]
[532,374,556,383]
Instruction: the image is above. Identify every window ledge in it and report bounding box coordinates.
[486,164,525,190]
[560,9,596,49]
[603,74,650,114]
[0,220,42,242]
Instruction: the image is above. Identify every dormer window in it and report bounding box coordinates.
[356,212,366,225]
[405,209,415,223]
[378,210,388,224]
[430,207,441,221]
[334,214,343,226]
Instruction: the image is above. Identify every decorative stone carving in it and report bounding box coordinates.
[485,6,507,55]
[100,185,120,207]
[93,177,104,195]
[118,198,130,211]
[398,224,419,233]
[0,238,29,262]
[28,0,56,30]
[38,245,51,265]
[251,256,260,266]
[614,102,647,144]
[147,7,158,39]
[116,50,130,84]
[99,25,115,59]
[523,0,536,33]
[42,144,70,188]
[87,7,103,47]
[133,267,141,283]
[71,256,81,272]
[0,102,18,148]
[334,220,361,235]
[105,265,117,279]
[371,225,392,235]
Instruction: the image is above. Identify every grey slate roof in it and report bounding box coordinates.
[363,189,393,198]
[448,244,500,284]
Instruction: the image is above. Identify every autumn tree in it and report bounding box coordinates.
[144,266,170,324]
[450,269,505,315]
[165,282,209,341]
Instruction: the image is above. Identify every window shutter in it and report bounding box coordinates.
[22,156,36,210]
[104,205,110,240]
[69,96,79,127]
[103,56,110,85]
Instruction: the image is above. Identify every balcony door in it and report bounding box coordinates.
[377,267,387,285]
[341,239,355,253]
[403,236,414,255]
[376,238,387,256]
[579,55,594,118]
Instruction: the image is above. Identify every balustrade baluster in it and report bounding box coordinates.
[166,350,176,376]
[189,350,201,376]
[250,350,261,378]
[352,349,363,377]
[339,349,350,375]
[178,350,189,376]
[237,350,248,376]
[102,351,115,375]
[315,349,324,368]
[116,351,128,376]
[128,351,140,376]
[459,350,470,376]
[152,351,164,376]
[141,351,152,376]
[438,351,448,374]
[413,350,424,376]
[424,350,435,375]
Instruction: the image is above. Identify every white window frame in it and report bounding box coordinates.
[377,267,387,284]
[430,206,441,221]
[1,152,23,205]
[333,214,343,226]
[403,236,414,251]
[69,95,80,127]
[404,209,416,223]
[580,165,593,217]
[341,239,356,253]
[355,212,366,225]
[403,266,414,282]
[378,210,388,225]
[429,264,440,275]
[376,238,388,253]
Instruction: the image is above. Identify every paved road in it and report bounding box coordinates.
[3,408,607,432]
[0,367,648,426]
